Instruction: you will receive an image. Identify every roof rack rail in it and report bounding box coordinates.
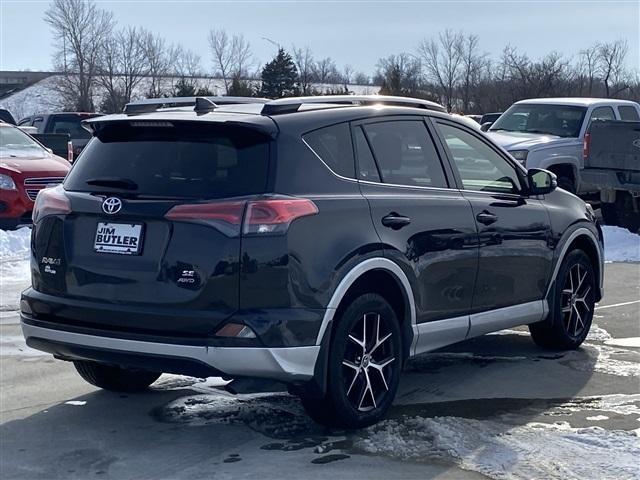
[260,95,446,115]
[123,96,269,115]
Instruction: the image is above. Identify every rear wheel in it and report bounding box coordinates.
[74,361,161,392]
[301,294,402,428]
[529,249,595,350]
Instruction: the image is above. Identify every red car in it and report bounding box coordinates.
[0,123,71,229]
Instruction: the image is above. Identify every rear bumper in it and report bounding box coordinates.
[21,319,320,382]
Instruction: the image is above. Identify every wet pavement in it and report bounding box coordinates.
[1,263,638,479]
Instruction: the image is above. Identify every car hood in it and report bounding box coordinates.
[486,131,575,151]
[0,153,70,175]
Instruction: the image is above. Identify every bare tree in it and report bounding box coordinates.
[459,34,486,112]
[44,0,114,111]
[376,53,422,97]
[140,30,171,98]
[293,45,315,95]
[342,64,354,87]
[313,57,340,84]
[98,27,147,112]
[353,71,370,85]
[577,44,599,96]
[208,29,253,94]
[418,29,464,112]
[598,39,629,97]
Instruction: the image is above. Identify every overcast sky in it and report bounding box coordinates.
[1,0,638,75]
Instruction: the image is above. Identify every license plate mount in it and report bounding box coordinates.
[94,222,143,255]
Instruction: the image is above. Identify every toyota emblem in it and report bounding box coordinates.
[102,197,123,215]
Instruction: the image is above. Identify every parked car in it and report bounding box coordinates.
[485,97,640,231]
[479,112,502,130]
[0,122,70,229]
[21,95,603,428]
[18,112,102,159]
[0,107,17,125]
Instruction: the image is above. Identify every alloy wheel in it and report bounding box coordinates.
[341,312,396,412]
[561,263,592,338]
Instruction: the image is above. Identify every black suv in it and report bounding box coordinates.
[21,95,603,428]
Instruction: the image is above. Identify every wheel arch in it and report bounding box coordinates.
[315,258,416,356]
[546,226,604,303]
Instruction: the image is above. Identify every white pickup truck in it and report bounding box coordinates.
[485,97,640,231]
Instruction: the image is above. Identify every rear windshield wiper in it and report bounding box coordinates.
[85,177,138,190]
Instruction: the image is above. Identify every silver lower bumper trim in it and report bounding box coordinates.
[21,322,320,382]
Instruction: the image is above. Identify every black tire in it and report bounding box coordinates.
[557,176,576,194]
[300,293,403,429]
[600,202,618,226]
[74,361,161,392]
[529,249,595,350]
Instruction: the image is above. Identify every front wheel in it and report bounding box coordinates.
[74,361,161,392]
[301,294,403,428]
[529,249,595,350]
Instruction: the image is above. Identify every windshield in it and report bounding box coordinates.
[490,104,587,138]
[0,126,46,158]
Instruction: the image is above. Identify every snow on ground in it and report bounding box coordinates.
[357,416,640,480]
[603,226,640,262]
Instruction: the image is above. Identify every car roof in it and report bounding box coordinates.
[515,97,639,107]
[84,100,453,137]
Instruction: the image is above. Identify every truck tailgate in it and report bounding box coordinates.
[585,120,640,171]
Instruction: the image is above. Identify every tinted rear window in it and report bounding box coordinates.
[64,122,270,199]
[619,105,640,121]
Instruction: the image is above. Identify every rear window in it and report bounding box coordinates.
[619,105,640,121]
[64,122,270,199]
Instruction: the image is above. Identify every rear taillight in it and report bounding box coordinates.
[583,132,591,161]
[244,199,318,235]
[32,185,71,223]
[67,141,74,163]
[164,198,318,236]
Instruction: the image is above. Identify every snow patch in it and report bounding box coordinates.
[64,400,87,406]
[586,324,613,342]
[0,227,31,262]
[602,226,640,262]
[562,344,640,378]
[605,337,640,348]
[357,416,640,480]
[0,335,45,356]
[586,415,610,421]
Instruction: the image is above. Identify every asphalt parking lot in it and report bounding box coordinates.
[1,263,639,479]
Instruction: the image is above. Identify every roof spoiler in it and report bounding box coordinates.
[123,96,270,115]
[261,95,446,115]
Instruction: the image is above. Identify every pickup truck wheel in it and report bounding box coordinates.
[300,294,402,428]
[529,249,595,350]
[74,361,161,392]
[557,176,576,194]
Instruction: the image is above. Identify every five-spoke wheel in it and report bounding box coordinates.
[300,293,402,428]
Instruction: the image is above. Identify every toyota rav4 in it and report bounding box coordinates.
[20,95,603,428]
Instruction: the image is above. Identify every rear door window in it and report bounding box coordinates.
[64,122,270,199]
[619,105,640,121]
[362,120,447,188]
[303,123,355,178]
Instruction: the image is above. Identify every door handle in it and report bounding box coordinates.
[382,213,411,230]
[476,210,498,225]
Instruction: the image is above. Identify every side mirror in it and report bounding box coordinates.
[480,122,493,132]
[528,168,557,195]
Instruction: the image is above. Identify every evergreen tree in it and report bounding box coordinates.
[173,78,196,97]
[260,48,299,98]
[228,76,255,96]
